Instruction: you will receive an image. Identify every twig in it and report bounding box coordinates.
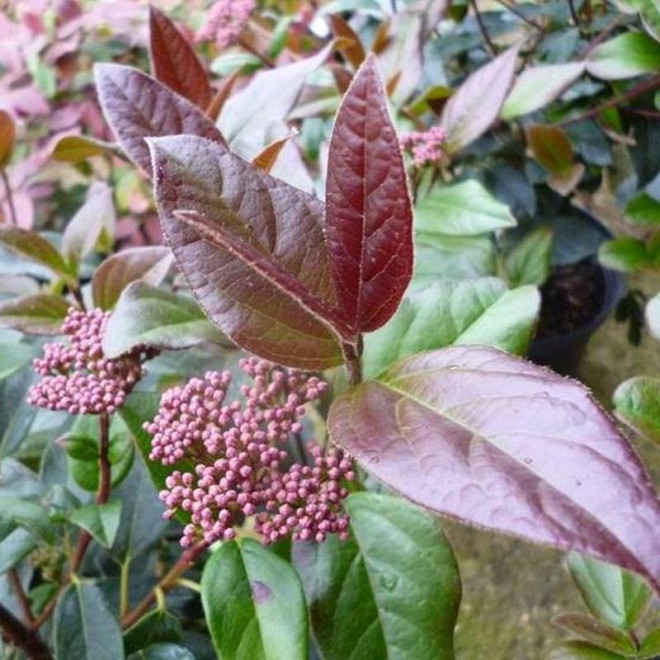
[70,286,86,312]
[492,0,545,32]
[559,74,660,126]
[237,36,274,68]
[580,13,626,59]
[1,169,18,227]
[0,602,53,660]
[342,341,363,387]
[31,413,113,631]
[567,0,580,28]
[121,541,208,629]
[470,0,496,57]
[8,570,35,625]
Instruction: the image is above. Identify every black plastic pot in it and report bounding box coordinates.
[528,263,626,376]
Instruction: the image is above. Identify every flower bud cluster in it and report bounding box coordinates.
[400,126,448,167]
[27,308,146,415]
[196,0,256,49]
[146,358,354,547]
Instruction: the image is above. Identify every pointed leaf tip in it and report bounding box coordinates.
[326,54,413,335]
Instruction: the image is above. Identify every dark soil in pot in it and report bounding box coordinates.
[528,259,626,375]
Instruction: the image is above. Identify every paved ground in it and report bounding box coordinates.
[452,271,660,659]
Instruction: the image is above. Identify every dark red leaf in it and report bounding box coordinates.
[149,7,213,110]
[325,55,413,334]
[329,346,660,593]
[94,64,224,176]
[149,135,345,369]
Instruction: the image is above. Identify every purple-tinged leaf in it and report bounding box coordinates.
[218,44,332,159]
[552,613,636,656]
[329,346,660,592]
[149,135,345,369]
[92,246,173,310]
[325,55,413,334]
[149,7,213,110]
[0,110,16,168]
[0,294,70,335]
[0,227,72,282]
[440,46,519,154]
[94,64,224,176]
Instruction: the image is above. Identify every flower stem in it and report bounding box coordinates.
[1,169,18,227]
[121,541,208,629]
[8,569,35,625]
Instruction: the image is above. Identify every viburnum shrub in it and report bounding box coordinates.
[2,1,660,659]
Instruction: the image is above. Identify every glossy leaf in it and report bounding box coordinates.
[0,343,38,380]
[61,182,115,270]
[293,492,461,660]
[363,279,540,378]
[94,64,224,176]
[552,613,636,655]
[54,582,123,660]
[149,7,212,109]
[0,110,16,168]
[124,610,183,655]
[51,135,115,162]
[526,124,575,174]
[103,282,230,358]
[505,226,554,287]
[567,553,652,630]
[201,538,308,660]
[587,32,660,80]
[129,644,195,660]
[0,293,70,334]
[613,376,660,442]
[251,136,291,173]
[598,237,657,272]
[0,227,71,281]
[329,15,365,68]
[413,236,497,283]
[625,193,660,226]
[501,63,585,120]
[325,55,413,333]
[329,346,660,593]
[0,528,36,574]
[0,497,54,543]
[150,135,345,369]
[440,46,518,154]
[70,501,122,548]
[646,293,660,338]
[0,366,37,459]
[415,180,516,237]
[92,246,173,310]
[218,44,331,158]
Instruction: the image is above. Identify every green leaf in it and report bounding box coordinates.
[92,247,173,310]
[501,62,585,120]
[209,53,262,77]
[0,497,55,543]
[624,193,660,226]
[69,436,134,493]
[598,237,657,272]
[0,343,38,381]
[505,226,554,287]
[293,492,461,660]
[102,282,230,359]
[54,582,124,660]
[0,367,38,458]
[0,294,70,335]
[567,553,651,630]
[363,278,540,378]
[62,182,115,271]
[0,528,36,573]
[70,501,122,548]
[587,31,660,80]
[51,135,116,163]
[415,180,516,237]
[613,376,660,442]
[640,628,660,658]
[413,236,497,284]
[552,613,636,655]
[128,643,195,660]
[0,227,72,282]
[546,641,626,659]
[201,538,308,660]
[124,610,183,655]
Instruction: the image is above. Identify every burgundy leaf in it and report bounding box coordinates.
[94,64,224,176]
[329,346,660,592]
[149,7,213,110]
[325,55,413,334]
[149,135,345,369]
